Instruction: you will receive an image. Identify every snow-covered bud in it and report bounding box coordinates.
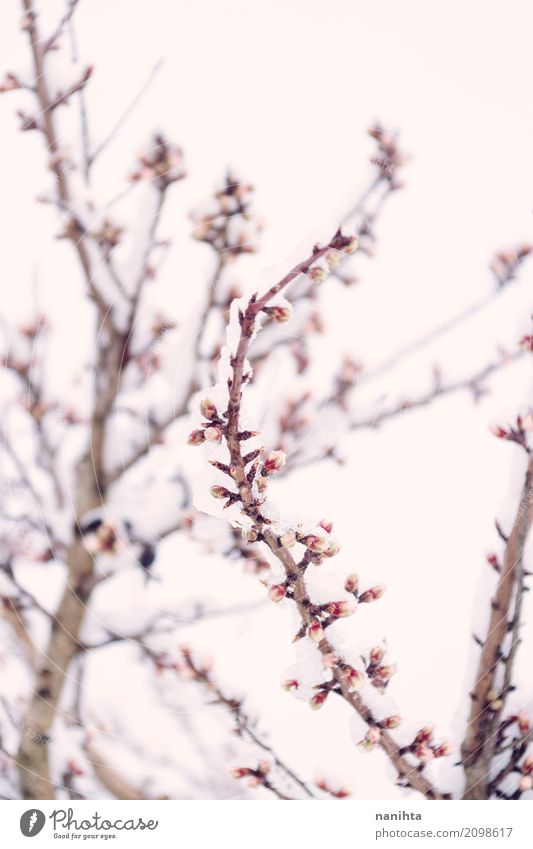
[359,584,386,603]
[210,485,231,499]
[200,399,218,420]
[308,619,325,644]
[381,715,401,729]
[518,713,531,735]
[344,573,359,594]
[519,775,533,792]
[310,690,329,710]
[325,540,340,557]
[434,741,452,757]
[268,583,287,603]
[304,535,329,554]
[319,519,333,534]
[415,743,435,763]
[263,450,286,474]
[280,531,297,548]
[415,727,434,744]
[230,767,252,779]
[326,600,356,618]
[187,429,205,445]
[205,425,223,443]
[282,678,299,692]
[267,305,291,323]
[341,666,363,691]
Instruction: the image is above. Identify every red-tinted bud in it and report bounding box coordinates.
[319,519,334,534]
[304,535,329,554]
[326,600,356,618]
[263,450,286,474]
[490,424,509,439]
[268,584,286,603]
[518,713,531,735]
[381,715,401,729]
[370,646,385,664]
[341,666,363,691]
[519,335,533,353]
[310,690,329,710]
[414,726,434,744]
[230,767,252,779]
[344,573,359,593]
[268,305,291,323]
[434,741,452,757]
[415,743,435,763]
[187,429,205,445]
[359,584,386,603]
[282,678,299,692]
[308,619,325,644]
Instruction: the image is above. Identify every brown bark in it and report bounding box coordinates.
[461,453,533,799]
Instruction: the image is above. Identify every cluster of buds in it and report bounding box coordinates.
[399,727,451,764]
[188,399,225,446]
[230,760,272,789]
[489,244,532,287]
[307,233,358,286]
[190,172,261,257]
[345,573,386,605]
[315,777,351,798]
[368,123,406,187]
[365,645,396,692]
[93,218,123,256]
[130,134,186,190]
[490,414,531,450]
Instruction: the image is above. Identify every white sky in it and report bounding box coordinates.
[1,0,532,799]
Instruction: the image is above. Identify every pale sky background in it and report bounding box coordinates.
[0,0,532,799]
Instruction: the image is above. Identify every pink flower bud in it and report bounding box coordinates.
[319,519,333,534]
[375,664,396,681]
[367,726,381,744]
[263,450,286,473]
[205,425,223,443]
[308,619,325,644]
[434,741,452,757]
[230,767,251,779]
[359,584,386,603]
[187,429,205,445]
[519,775,533,792]
[200,399,218,420]
[519,335,533,352]
[210,485,230,499]
[518,713,531,734]
[370,646,385,664]
[344,573,359,593]
[341,666,363,690]
[282,678,299,692]
[381,715,401,729]
[325,540,341,557]
[257,760,271,775]
[310,691,329,710]
[490,424,509,439]
[522,755,533,775]
[305,535,329,554]
[326,600,356,618]
[415,726,434,744]
[415,743,435,763]
[486,553,499,568]
[268,583,287,603]
[280,531,296,548]
[269,305,291,323]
